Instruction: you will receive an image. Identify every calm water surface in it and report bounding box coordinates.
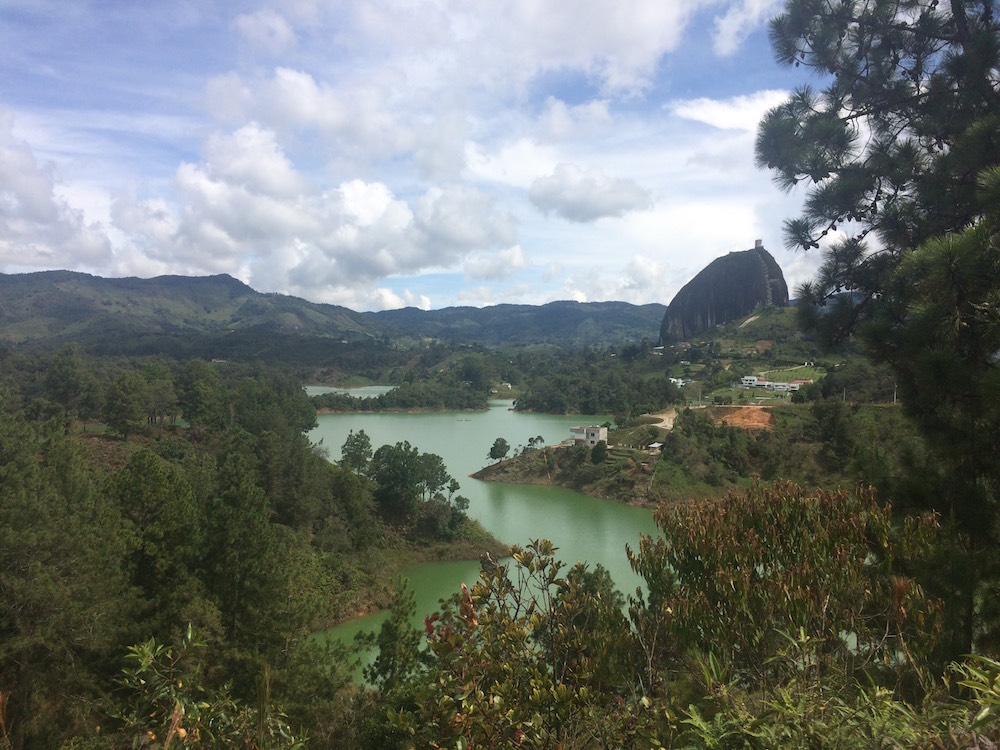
[309,398,658,644]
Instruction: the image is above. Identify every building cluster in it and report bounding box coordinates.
[738,375,812,393]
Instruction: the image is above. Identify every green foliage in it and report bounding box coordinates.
[953,654,1000,730]
[864,184,1000,653]
[42,344,103,430]
[340,428,373,476]
[177,359,228,430]
[758,0,1000,655]
[489,436,510,463]
[679,640,989,750]
[0,388,134,748]
[590,439,607,464]
[362,580,428,699]
[628,482,941,689]
[368,441,469,539]
[371,441,425,521]
[382,540,668,749]
[99,627,307,749]
[0,358,397,747]
[104,370,148,439]
[757,0,1000,311]
[108,447,207,636]
[513,346,680,417]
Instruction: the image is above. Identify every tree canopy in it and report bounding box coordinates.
[757,0,1000,656]
[756,0,1000,341]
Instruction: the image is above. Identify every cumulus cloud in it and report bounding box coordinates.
[307,1,711,97]
[482,1,706,95]
[712,0,784,56]
[529,164,652,222]
[370,287,432,312]
[672,90,790,132]
[1,0,801,309]
[106,123,522,306]
[466,139,559,189]
[411,187,516,251]
[538,97,612,140]
[202,123,307,196]
[464,245,526,281]
[234,9,297,56]
[0,116,112,270]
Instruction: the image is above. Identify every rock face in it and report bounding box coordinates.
[659,244,789,342]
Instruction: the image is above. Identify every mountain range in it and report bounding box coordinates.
[2,244,790,352]
[0,270,665,350]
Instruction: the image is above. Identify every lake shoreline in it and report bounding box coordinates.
[324,518,508,628]
[470,447,662,510]
[311,402,657,640]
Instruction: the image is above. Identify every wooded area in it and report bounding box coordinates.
[2,0,1000,746]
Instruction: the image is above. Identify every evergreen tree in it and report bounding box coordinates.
[0,387,133,747]
[340,428,373,476]
[756,0,1000,343]
[370,441,424,521]
[104,370,148,439]
[757,0,1000,655]
[489,437,510,463]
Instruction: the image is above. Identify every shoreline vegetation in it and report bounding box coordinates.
[325,517,508,626]
[470,401,913,509]
[471,442,663,509]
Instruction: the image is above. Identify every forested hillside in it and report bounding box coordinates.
[0,271,664,351]
[3,0,1000,743]
[0,348,503,748]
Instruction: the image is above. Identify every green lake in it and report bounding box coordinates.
[308,398,659,646]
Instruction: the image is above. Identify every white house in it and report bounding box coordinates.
[740,375,759,387]
[570,426,607,446]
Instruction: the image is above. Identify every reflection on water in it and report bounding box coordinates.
[305,384,396,398]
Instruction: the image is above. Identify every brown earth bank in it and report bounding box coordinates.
[705,405,775,429]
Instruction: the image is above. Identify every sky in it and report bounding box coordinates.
[0,0,823,312]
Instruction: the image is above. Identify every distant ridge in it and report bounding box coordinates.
[659,244,789,342]
[0,271,665,350]
[0,271,376,345]
[373,299,665,347]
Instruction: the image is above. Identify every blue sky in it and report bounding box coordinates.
[1,0,821,311]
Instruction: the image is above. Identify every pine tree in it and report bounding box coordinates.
[756,0,1000,342]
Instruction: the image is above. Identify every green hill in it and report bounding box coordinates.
[0,271,377,346]
[0,271,666,351]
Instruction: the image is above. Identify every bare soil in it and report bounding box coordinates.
[706,405,775,430]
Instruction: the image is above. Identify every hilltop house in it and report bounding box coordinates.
[570,426,607,447]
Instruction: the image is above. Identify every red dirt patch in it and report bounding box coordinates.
[707,406,775,430]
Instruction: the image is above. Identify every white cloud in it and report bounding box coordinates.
[0,115,112,270]
[411,186,516,251]
[712,0,784,56]
[370,287,431,311]
[464,244,526,281]
[465,139,559,189]
[672,90,790,132]
[484,1,708,95]
[538,97,612,140]
[202,123,307,196]
[1,0,807,309]
[234,9,297,57]
[103,121,525,304]
[306,1,713,97]
[530,163,652,222]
